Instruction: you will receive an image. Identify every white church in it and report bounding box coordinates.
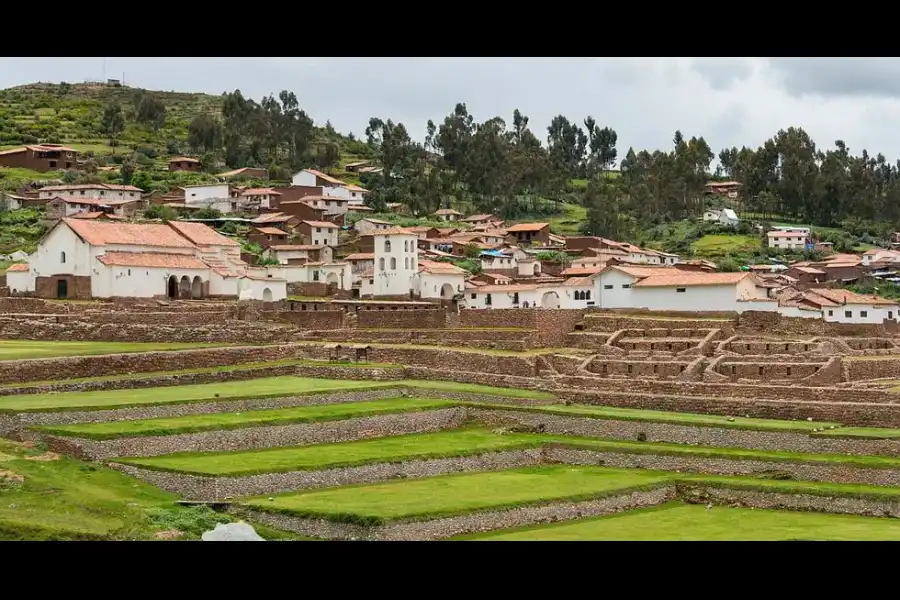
[6,218,287,301]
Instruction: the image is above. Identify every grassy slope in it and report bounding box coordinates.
[35,398,458,439]
[116,429,542,476]
[243,465,666,523]
[691,234,761,257]
[0,340,228,360]
[469,502,900,541]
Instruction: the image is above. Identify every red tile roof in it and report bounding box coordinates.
[51,196,137,206]
[418,259,468,275]
[345,253,375,261]
[241,188,282,196]
[506,222,550,232]
[304,169,345,185]
[69,211,125,220]
[252,227,289,235]
[97,252,209,269]
[168,221,240,247]
[268,245,321,251]
[632,272,755,287]
[301,220,339,229]
[64,218,195,248]
[251,212,296,224]
[170,157,200,164]
[434,208,462,215]
[6,263,28,272]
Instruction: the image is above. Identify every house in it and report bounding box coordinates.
[408,227,440,239]
[38,183,144,203]
[862,248,900,266]
[5,263,33,294]
[267,261,350,291]
[181,183,236,213]
[262,245,333,265]
[168,157,201,172]
[767,228,810,250]
[417,259,468,300]
[596,265,774,313]
[471,272,513,286]
[345,253,375,277]
[461,214,502,226]
[464,276,598,310]
[702,209,721,222]
[295,195,350,216]
[45,196,141,220]
[704,181,743,199]
[239,188,282,211]
[290,169,355,200]
[347,203,375,214]
[0,192,27,210]
[371,227,418,298]
[354,218,393,236]
[248,227,290,248]
[481,250,518,274]
[433,208,462,222]
[13,218,284,301]
[344,161,369,173]
[0,144,78,171]
[674,259,718,272]
[296,220,339,247]
[216,167,268,180]
[278,200,329,222]
[344,184,369,202]
[785,265,826,284]
[779,288,899,323]
[719,208,740,227]
[386,202,405,214]
[506,222,551,246]
[251,212,301,231]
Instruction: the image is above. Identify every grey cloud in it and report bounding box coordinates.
[767,57,900,99]
[690,58,756,90]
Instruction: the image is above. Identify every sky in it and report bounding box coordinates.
[1,57,899,164]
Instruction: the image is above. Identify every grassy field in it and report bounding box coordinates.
[492,403,842,433]
[690,234,761,257]
[243,465,667,524]
[811,427,900,440]
[470,502,900,541]
[0,340,227,360]
[116,429,543,476]
[35,398,459,439]
[0,376,400,412]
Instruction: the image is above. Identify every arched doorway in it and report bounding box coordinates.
[440,283,454,299]
[541,291,560,309]
[167,275,178,299]
[179,276,191,299]
[262,287,273,302]
[191,276,203,299]
[533,263,541,276]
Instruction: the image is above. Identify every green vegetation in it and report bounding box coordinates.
[0,376,399,412]
[242,465,667,525]
[0,207,46,254]
[681,474,900,500]
[116,428,544,476]
[0,339,228,360]
[470,502,900,541]
[811,427,900,440]
[35,398,458,439]
[690,234,761,257]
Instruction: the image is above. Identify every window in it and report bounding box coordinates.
[471,293,476,299]
[60,251,66,264]
[890,311,894,320]
[404,257,409,269]
[485,294,492,306]
[621,284,631,289]
[513,292,519,304]
[390,257,396,270]
[603,284,613,290]
[316,228,322,233]
[861,311,868,318]
[384,239,391,252]
[404,240,408,252]
[49,160,57,168]
[313,271,320,281]
[845,310,852,318]
[574,291,582,300]
[676,288,686,293]
[379,258,385,271]
[585,290,591,300]
[828,310,833,316]
[128,269,131,276]
[369,279,374,285]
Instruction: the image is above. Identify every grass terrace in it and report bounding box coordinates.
[115,429,545,476]
[35,398,460,439]
[0,340,230,360]
[690,234,761,257]
[242,465,667,525]
[469,502,900,541]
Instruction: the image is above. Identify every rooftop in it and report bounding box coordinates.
[97,252,209,269]
[301,220,339,229]
[168,221,240,247]
[302,168,345,186]
[632,271,754,288]
[252,227,289,235]
[63,219,196,249]
[506,222,550,232]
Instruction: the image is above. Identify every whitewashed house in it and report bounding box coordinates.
[291,169,353,201]
[779,288,900,323]
[372,227,418,297]
[767,227,811,250]
[262,245,333,265]
[345,184,369,202]
[596,265,775,313]
[719,208,740,227]
[354,218,393,236]
[182,183,235,213]
[417,259,468,300]
[862,248,900,266]
[239,188,282,210]
[266,261,351,291]
[5,263,33,293]
[38,183,143,202]
[464,276,598,310]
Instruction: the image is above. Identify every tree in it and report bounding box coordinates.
[120,154,137,185]
[135,94,166,130]
[187,114,222,153]
[99,102,125,149]
[130,171,152,192]
[194,206,223,219]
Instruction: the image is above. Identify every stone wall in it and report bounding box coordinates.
[286,282,332,297]
[357,309,448,329]
[34,275,92,300]
[844,357,900,381]
[738,311,900,337]
[263,310,345,329]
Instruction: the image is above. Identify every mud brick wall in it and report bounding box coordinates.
[723,340,817,354]
[0,344,301,385]
[357,309,448,329]
[843,338,897,351]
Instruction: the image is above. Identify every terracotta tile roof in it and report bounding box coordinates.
[767,230,808,237]
[345,253,375,261]
[301,220,339,229]
[103,184,144,192]
[347,205,375,211]
[6,263,28,272]
[506,222,549,232]
[251,212,296,224]
[41,183,142,193]
[292,195,348,202]
[478,273,512,282]
[632,272,754,288]
[268,245,321,251]
[418,259,468,275]
[217,167,267,178]
[51,196,138,206]
[560,267,603,276]
[241,188,282,196]
[434,208,462,216]
[561,276,595,286]
[168,221,240,247]
[97,252,209,269]
[470,283,540,293]
[64,218,196,248]
[357,218,393,225]
[605,265,683,279]
[170,156,200,163]
[791,266,826,275]
[252,227,288,235]
[462,214,500,222]
[70,211,125,220]
[27,144,78,153]
[808,288,899,306]
[436,228,459,235]
[303,168,345,186]
[408,226,437,233]
[369,227,416,236]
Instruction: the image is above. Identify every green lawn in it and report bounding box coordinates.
[811,427,900,440]
[470,502,900,541]
[0,376,400,413]
[243,465,667,524]
[0,340,227,360]
[36,398,458,439]
[116,429,543,476]
[682,474,900,500]
[690,234,761,258]
[489,403,841,433]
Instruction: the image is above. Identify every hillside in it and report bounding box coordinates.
[0,82,373,191]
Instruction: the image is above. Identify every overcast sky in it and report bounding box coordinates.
[1,57,898,163]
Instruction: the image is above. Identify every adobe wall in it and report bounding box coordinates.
[35,275,92,300]
[286,282,331,297]
[714,360,826,382]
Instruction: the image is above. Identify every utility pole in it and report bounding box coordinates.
[102,57,106,82]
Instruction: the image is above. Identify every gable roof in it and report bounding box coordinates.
[252,227,289,235]
[168,221,240,247]
[506,222,549,232]
[301,169,345,186]
[251,212,298,224]
[418,259,468,275]
[170,156,200,164]
[241,188,282,196]
[632,271,756,288]
[301,220,339,229]
[434,208,462,216]
[6,263,28,272]
[97,252,209,269]
[63,218,196,249]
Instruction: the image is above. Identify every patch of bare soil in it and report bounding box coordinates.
[0,469,24,483]
[154,530,184,540]
[25,452,60,462]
